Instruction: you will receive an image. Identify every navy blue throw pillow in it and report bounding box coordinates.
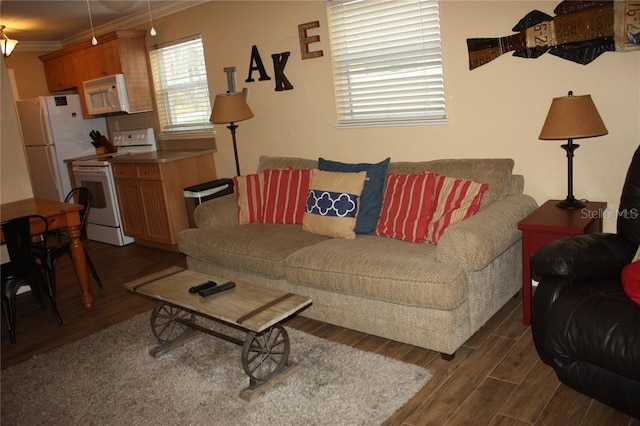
[318,157,390,234]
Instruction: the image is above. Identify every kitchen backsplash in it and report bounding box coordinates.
[105,111,216,151]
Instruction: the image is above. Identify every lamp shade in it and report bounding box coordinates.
[0,26,18,56]
[539,93,608,140]
[210,92,254,124]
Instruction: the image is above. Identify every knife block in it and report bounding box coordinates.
[95,147,107,155]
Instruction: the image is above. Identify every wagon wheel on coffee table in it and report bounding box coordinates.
[150,301,196,345]
[241,324,291,386]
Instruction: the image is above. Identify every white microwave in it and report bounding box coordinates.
[83,74,130,115]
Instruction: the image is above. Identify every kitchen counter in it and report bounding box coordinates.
[109,149,215,164]
[109,149,217,250]
[63,152,119,163]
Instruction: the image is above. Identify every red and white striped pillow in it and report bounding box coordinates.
[262,168,313,224]
[425,175,488,244]
[233,174,264,225]
[374,173,438,243]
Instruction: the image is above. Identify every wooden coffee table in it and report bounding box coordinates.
[125,267,312,400]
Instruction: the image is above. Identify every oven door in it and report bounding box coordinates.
[71,165,121,227]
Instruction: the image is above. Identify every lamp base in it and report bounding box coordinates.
[556,197,585,209]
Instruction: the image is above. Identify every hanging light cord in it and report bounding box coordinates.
[86,0,98,45]
[147,0,157,36]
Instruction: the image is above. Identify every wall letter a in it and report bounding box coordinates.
[246,45,271,82]
[272,52,293,91]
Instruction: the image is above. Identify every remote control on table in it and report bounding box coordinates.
[188,280,217,293]
[199,281,236,297]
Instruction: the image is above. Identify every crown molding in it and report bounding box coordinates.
[13,41,63,52]
[61,0,209,46]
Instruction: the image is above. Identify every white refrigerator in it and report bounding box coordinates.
[16,95,107,201]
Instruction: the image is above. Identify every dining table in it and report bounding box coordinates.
[1,197,94,308]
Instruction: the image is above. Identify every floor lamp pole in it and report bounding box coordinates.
[227,122,241,176]
[557,138,584,209]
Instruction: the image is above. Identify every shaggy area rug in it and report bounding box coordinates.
[1,312,431,425]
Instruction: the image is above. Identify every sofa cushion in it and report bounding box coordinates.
[387,158,513,206]
[258,155,318,173]
[426,175,488,244]
[258,156,515,208]
[262,168,312,225]
[303,170,367,239]
[233,174,263,225]
[177,224,327,279]
[374,172,437,243]
[285,235,467,310]
[318,157,390,234]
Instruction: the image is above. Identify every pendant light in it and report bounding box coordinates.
[86,0,98,45]
[147,0,157,36]
[0,25,19,57]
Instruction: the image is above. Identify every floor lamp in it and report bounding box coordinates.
[210,92,254,176]
[539,91,608,209]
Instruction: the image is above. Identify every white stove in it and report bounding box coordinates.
[72,128,157,246]
[75,128,157,166]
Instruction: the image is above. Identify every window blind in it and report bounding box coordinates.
[327,0,446,127]
[149,35,212,134]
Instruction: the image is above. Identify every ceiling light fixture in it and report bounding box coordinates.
[86,0,98,45]
[0,25,19,57]
[147,0,157,37]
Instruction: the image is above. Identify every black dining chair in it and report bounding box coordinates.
[1,215,63,343]
[33,187,103,305]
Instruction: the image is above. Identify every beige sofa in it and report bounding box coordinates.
[178,156,538,358]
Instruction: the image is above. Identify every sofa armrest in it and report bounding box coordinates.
[531,233,636,281]
[436,194,538,271]
[193,194,238,229]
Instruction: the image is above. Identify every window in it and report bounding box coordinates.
[327,0,446,127]
[149,35,212,137]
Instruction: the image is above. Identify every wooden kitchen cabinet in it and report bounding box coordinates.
[74,40,122,82]
[43,54,78,92]
[112,153,217,250]
[39,30,153,117]
[115,178,171,243]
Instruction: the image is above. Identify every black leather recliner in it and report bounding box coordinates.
[531,145,640,419]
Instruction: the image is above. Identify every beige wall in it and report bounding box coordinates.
[1,55,33,204]
[151,0,640,232]
[3,50,51,100]
[3,1,639,232]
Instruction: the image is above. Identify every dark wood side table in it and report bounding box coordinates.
[517,199,607,325]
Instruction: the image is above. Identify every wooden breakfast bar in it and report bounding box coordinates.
[1,197,94,308]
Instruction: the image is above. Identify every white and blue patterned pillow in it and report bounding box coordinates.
[306,190,359,218]
[302,170,367,239]
[318,158,390,234]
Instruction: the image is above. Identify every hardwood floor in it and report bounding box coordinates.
[2,241,638,425]
[1,240,185,367]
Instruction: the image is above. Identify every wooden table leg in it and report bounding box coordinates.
[520,233,533,326]
[66,222,94,308]
[522,256,532,326]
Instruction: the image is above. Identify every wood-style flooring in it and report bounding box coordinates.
[2,240,638,425]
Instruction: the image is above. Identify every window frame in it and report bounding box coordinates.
[148,34,214,140]
[327,0,448,128]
